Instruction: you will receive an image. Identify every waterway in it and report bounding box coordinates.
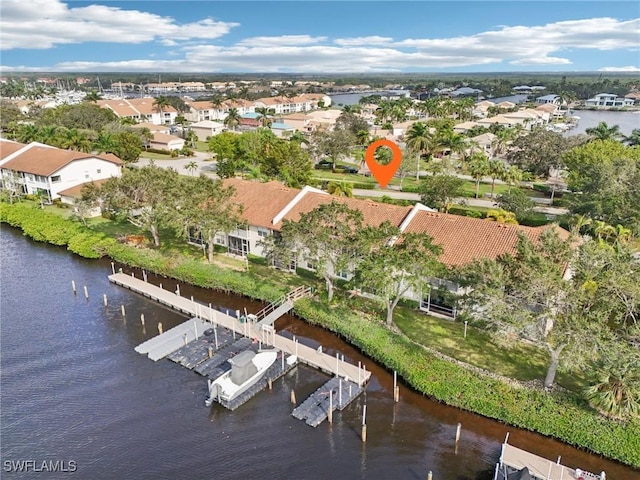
[565,110,640,137]
[1,227,636,479]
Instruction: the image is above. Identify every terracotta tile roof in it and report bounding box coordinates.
[151,133,184,145]
[274,191,411,230]
[0,140,27,160]
[402,210,570,267]
[57,178,110,198]
[223,178,301,229]
[1,145,122,176]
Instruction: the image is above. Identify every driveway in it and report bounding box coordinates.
[136,150,219,177]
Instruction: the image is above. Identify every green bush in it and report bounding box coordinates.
[247,254,268,266]
[352,182,375,190]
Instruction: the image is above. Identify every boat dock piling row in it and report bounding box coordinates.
[109,272,371,423]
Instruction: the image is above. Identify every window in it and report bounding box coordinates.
[96,169,101,174]
[257,227,269,238]
[306,261,316,271]
[84,171,90,179]
[336,270,350,280]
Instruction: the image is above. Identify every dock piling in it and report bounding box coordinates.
[142,270,147,282]
[158,322,163,334]
[268,378,272,390]
[103,294,108,306]
[140,313,145,326]
[290,389,296,405]
[361,404,367,442]
[83,286,89,299]
[394,371,399,402]
[328,390,333,424]
[427,471,433,480]
[455,423,461,444]
[175,284,180,296]
[121,305,126,316]
[208,345,213,359]
[111,262,115,274]
[71,280,77,294]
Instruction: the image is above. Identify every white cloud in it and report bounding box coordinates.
[0,0,239,49]
[237,35,328,47]
[0,3,638,73]
[598,65,640,72]
[333,36,393,46]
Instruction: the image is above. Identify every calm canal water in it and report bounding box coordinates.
[1,227,636,479]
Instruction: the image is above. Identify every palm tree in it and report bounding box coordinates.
[355,129,370,147]
[570,214,592,237]
[185,129,198,149]
[503,165,523,193]
[585,122,622,142]
[612,224,633,245]
[342,104,362,115]
[59,128,91,152]
[83,90,102,103]
[153,96,172,124]
[468,153,490,198]
[593,220,616,241]
[37,125,60,147]
[184,161,198,176]
[223,108,242,131]
[487,159,506,198]
[624,129,640,146]
[327,181,354,198]
[93,132,117,154]
[237,86,250,99]
[15,124,40,144]
[436,130,466,172]
[585,355,640,418]
[406,122,434,180]
[289,131,309,146]
[491,128,516,157]
[255,107,274,128]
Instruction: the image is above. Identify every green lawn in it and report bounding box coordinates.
[393,305,586,392]
[195,140,210,153]
[139,152,174,160]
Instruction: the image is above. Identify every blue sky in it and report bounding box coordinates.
[1,1,639,73]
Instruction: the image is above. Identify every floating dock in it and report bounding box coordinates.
[292,376,363,427]
[111,272,370,422]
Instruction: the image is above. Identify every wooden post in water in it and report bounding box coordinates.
[268,378,272,390]
[111,262,115,274]
[361,404,367,442]
[121,305,126,316]
[328,390,333,424]
[183,334,188,346]
[455,423,461,444]
[336,353,339,377]
[358,361,361,386]
[83,286,89,299]
[427,471,432,480]
[176,284,180,296]
[159,283,162,290]
[71,280,77,294]
[158,322,163,334]
[103,294,108,306]
[214,325,218,349]
[394,371,400,403]
[290,389,296,405]
[142,270,147,282]
[140,313,145,326]
[339,378,342,407]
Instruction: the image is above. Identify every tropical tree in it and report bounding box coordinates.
[267,201,364,302]
[624,129,640,146]
[467,153,490,198]
[93,132,117,154]
[354,224,443,326]
[418,174,465,213]
[585,122,623,142]
[406,122,434,180]
[503,165,523,192]
[185,129,198,149]
[100,164,181,247]
[487,159,506,198]
[152,96,172,124]
[224,108,242,131]
[327,181,354,198]
[288,131,309,146]
[255,107,274,128]
[83,90,102,103]
[208,132,239,178]
[496,189,535,221]
[436,130,467,171]
[184,161,198,176]
[485,208,518,224]
[59,128,92,152]
[174,175,242,263]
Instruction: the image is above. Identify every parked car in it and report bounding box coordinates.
[334,165,359,174]
[314,160,333,170]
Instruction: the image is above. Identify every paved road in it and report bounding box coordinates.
[352,188,569,216]
[137,151,218,177]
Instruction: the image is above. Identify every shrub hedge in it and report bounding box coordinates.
[2,202,639,467]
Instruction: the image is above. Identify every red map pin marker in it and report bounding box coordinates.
[365,139,403,189]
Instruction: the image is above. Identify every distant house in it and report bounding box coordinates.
[97,97,178,125]
[585,93,634,108]
[0,140,121,203]
[450,87,482,97]
[453,121,479,134]
[624,92,640,105]
[190,120,225,141]
[469,132,497,157]
[58,179,109,217]
[270,122,296,138]
[535,95,561,105]
[148,133,185,151]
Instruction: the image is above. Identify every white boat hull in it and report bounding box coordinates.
[206,350,278,406]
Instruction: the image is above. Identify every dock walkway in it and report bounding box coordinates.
[109,272,370,387]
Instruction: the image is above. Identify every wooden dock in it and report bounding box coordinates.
[292,376,363,427]
[495,435,604,480]
[109,272,370,387]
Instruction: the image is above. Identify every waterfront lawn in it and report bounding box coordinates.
[392,306,586,392]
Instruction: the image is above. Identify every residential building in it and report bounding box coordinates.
[97,97,178,125]
[196,178,570,317]
[148,133,185,151]
[270,122,296,138]
[57,178,109,217]
[0,140,122,203]
[190,120,226,142]
[185,99,255,123]
[624,92,640,105]
[468,132,497,157]
[535,94,561,105]
[453,121,479,134]
[585,93,635,108]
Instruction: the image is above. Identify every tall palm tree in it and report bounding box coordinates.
[327,181,353,198]
[355,129,370,147]
[487,159,506,198]
[223,107,242,131]
[467,153,490,198]
[37,125,60,146]
[60,128,91,152]
[436,130,466,172]
[289,131,309,146]
[406,122,434,180]
[255,107,274,128]
[624,129,640,146]
[184,161,198,176]
[83,90,102,103]
[570,214,592,237]
[15,124,40,144]
[585,122,622,142]
[342,104,362,115]
[93,132,117,154]
[237,86,250,99]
